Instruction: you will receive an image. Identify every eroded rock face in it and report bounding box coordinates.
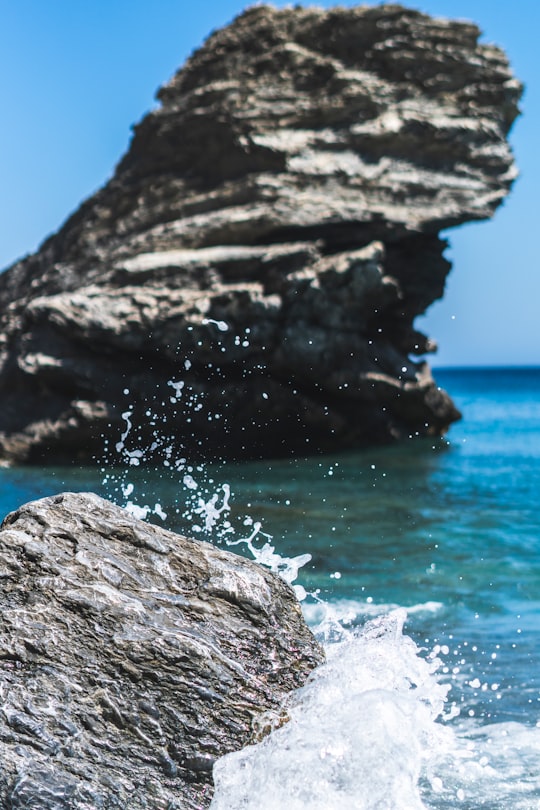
[0,4,521,463]
[0,492,323,809]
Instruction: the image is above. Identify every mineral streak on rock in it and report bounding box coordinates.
[0,4,521,463]
[0,492,323,808]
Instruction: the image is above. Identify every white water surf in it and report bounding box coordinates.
[104,379,540,810]
[210,605,540,810]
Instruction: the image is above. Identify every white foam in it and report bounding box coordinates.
[421,719,540,808]
[302,597,444,631]
[210,610,449,810]
[211,603,540,809]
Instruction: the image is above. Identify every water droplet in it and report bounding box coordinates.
[202,317,229,331]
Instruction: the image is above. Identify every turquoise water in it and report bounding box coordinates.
[1,367,540,806]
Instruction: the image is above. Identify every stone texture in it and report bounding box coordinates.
[0,492,323,808]
[0,4,521,463]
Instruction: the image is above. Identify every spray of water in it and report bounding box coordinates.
[226,520,312,602]
[101,363,540,809]
[210,609,451,810]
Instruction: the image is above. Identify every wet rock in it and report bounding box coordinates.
[0,4,521,463]
[0,492,323,808]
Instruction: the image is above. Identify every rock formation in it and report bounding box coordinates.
[0,492,323,808]
[0,4,521,463]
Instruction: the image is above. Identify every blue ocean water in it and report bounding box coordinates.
[1,367,540,806]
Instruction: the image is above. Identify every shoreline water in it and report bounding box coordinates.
[0,366,539,806]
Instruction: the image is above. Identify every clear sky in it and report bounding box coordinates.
[1,1,538,367]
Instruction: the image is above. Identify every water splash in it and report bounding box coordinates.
[423,720,540,808]
[226,521,312,601]
[101,371,540,809]
[193,483,232,533]
[167,379,185,403]
[104,378,314,597]
[115,409,146,466]
[210,610,450,810]
[120,483,167,522]
[210,602,540,808]
[202,317,229,331]
[302,597,444,636]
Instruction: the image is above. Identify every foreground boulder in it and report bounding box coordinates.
[0,492,323,808]
[0,4,521,463]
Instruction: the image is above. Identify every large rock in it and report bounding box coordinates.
[0,492,323,808]
[0,4,521,463]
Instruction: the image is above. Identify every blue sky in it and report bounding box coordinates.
[1,1,538,367]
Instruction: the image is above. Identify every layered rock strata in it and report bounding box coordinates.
[0,4,521,463]
[0,492,323,808]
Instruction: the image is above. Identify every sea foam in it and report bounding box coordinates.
[210,609,450,810]
[104,378,540,809]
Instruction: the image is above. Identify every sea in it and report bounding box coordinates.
[1,366,539,809]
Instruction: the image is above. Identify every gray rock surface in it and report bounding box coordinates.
[0,491,323,808]
[0,4,521,463]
